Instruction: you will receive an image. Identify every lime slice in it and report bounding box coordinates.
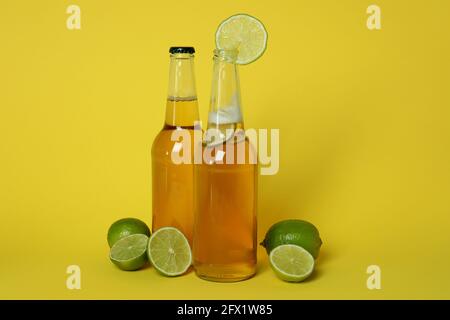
[216,14,268,65]
[269,244,315,282]
[147,227,192,276]
[109,234,149,271]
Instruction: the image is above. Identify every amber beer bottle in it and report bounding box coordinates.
[193,49,258,281]
[151,47,200,243]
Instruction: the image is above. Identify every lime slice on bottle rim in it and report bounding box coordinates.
[269,244,315,282]
[109,234,149,271]
[147,227,192,276]
[216,14,268,65]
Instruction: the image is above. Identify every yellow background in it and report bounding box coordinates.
[1,0,450,299]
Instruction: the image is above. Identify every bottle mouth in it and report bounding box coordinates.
[170,47,195,59]
[213,48,238,63]
[170,53,194,59]
[169,46,195,54]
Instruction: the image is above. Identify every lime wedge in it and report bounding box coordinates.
[109,234,149,271]
[216,14,268,65]
[269,244,315,282]
[147,227,192,276]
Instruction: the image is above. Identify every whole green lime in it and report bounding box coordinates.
[107,218,151,248]
[260,219,322,259]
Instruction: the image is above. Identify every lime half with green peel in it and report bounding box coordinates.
[261,219,322,259]
[107,218,151,248]
[110,234,149,271]
[269,244,315,282]
[147,227,192,277]
[216,14,268,65]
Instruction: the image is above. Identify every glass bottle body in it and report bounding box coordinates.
[152,50,199,244]
[193,50,257,282]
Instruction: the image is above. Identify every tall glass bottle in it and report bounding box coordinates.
[193,49,257,282]
[152,47,200,243]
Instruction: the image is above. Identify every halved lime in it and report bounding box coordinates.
[216,14,268,65]
[269,244,315,282]
[147,227,192,276]
[109,234,149,271]
[261,219,322,259]
[107,217,150,248]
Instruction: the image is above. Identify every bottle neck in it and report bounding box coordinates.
[165,53,199,128]
[167,53,197,99]
[207,51,243,130]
